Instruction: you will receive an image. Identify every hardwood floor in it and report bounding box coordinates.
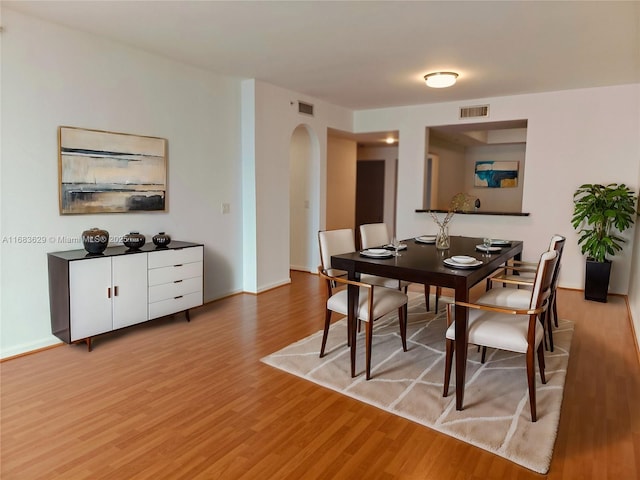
[1,271,639,479]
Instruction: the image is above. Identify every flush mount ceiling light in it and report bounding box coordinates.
[424,72,459,88]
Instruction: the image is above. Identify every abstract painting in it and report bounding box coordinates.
[474,161,519,188]
[59,126,167,214]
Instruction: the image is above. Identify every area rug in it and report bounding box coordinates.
[261,294,574,474]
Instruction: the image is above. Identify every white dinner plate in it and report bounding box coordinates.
[415,235,436,244]
[444,258,483,269]
[451,255,476,264]
[475,244,502,252]
[367,248,389,255]
[491,239,511,246]
[360,249,393,259]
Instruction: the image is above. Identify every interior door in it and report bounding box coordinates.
[355,160,385,248]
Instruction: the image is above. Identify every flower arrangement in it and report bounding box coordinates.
[429,192,472,227]
[429,193,475,249]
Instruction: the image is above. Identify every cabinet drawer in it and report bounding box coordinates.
[149,276,202,303]
[148,261,202,286]
[148,246,203,269]
[148,291,202,320]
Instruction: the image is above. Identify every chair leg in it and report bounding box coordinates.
[537,341,547,384]
[553,295,559,328]
[365,320,373,380]
[424,284,431,311]
[435,287,441,312]
[526,347,537,422]
[546,308,555,352]
[443,338,454,396]
[320,309,332,357]
[481,345,487,363]
[398,307,407,351]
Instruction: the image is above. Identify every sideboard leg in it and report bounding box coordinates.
[86,337,92,352]
[185,309,191,322]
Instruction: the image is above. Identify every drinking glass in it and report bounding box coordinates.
[482,237,492,255]
[391,235,402,256]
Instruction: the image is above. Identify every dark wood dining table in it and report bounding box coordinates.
[331,235,523,411]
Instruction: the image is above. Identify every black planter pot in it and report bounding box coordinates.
[584,258,612,303]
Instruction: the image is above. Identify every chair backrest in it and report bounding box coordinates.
[318,229,356,271]
[548,235,566,289]
[529,250,559,310]
[359,223,390,249]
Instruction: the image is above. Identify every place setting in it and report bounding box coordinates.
[414,234,436,244]
[475,237,512,253]
[443,255,483,269]
[361,236,406,258]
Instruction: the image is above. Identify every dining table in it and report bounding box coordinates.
[331,235,523,411]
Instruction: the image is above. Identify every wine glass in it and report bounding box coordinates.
[482,237,492,256]
[391,235,402,257]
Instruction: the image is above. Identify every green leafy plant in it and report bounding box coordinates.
[571,183,638,263]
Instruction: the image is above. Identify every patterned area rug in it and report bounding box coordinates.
[261,294,574,474]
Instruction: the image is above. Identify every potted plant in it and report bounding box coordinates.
[571,183,638,302]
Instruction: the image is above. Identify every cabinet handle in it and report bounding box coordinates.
[174,264,183,267]
[114,286,119,296]
[174,280,183,283]
[107,287,111,299]
[174,295,183,299]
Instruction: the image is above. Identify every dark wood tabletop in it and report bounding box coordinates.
[331,235,523,411]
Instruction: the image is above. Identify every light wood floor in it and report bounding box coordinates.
[1,271,639,479]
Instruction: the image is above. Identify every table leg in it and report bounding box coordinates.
[347,271,360,378]
[454,285,469,410]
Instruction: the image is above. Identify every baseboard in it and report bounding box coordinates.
[625,296,640,367]
[1,338,63,362]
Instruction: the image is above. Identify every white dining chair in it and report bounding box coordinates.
[359,223,442,312]
[318,266,408,379]
[484,235,565,351]
[443,249,558,422]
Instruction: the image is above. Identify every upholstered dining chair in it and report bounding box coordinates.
[320,228,405,292]
[443,249,559,422]
[317,266,408,380]
[359,222,442,312]
[484,235,565,351]
[318,229,409,379]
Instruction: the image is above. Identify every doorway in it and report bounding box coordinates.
[355,160,385,248]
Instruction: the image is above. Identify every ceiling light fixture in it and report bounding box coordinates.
[424,72,458,88]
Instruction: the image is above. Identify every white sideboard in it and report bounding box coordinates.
[48,241,203,351]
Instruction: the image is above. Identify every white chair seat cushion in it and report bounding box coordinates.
[477,287,532,309]
[446,308,544,353]
[361,274,409,290]
[327,287,407,322]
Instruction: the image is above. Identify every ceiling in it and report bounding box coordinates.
[4,1,639,111]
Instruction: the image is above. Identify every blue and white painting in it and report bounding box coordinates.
[59,127,167,214]
[474,161,518,188]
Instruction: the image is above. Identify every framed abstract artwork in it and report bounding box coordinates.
[474,161,519,188]
[58,126,167,214]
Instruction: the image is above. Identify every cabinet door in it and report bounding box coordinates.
[69,257,113,341]
[112,254,148,329]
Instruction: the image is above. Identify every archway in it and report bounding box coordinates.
[289,124,320,273]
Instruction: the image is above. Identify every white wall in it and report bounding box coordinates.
[354,85,640,294]
[243,81,352,292]
[0,10,244,357]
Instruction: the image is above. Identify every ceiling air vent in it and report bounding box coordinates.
[298,101,314,116]
[460,104,489,119]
